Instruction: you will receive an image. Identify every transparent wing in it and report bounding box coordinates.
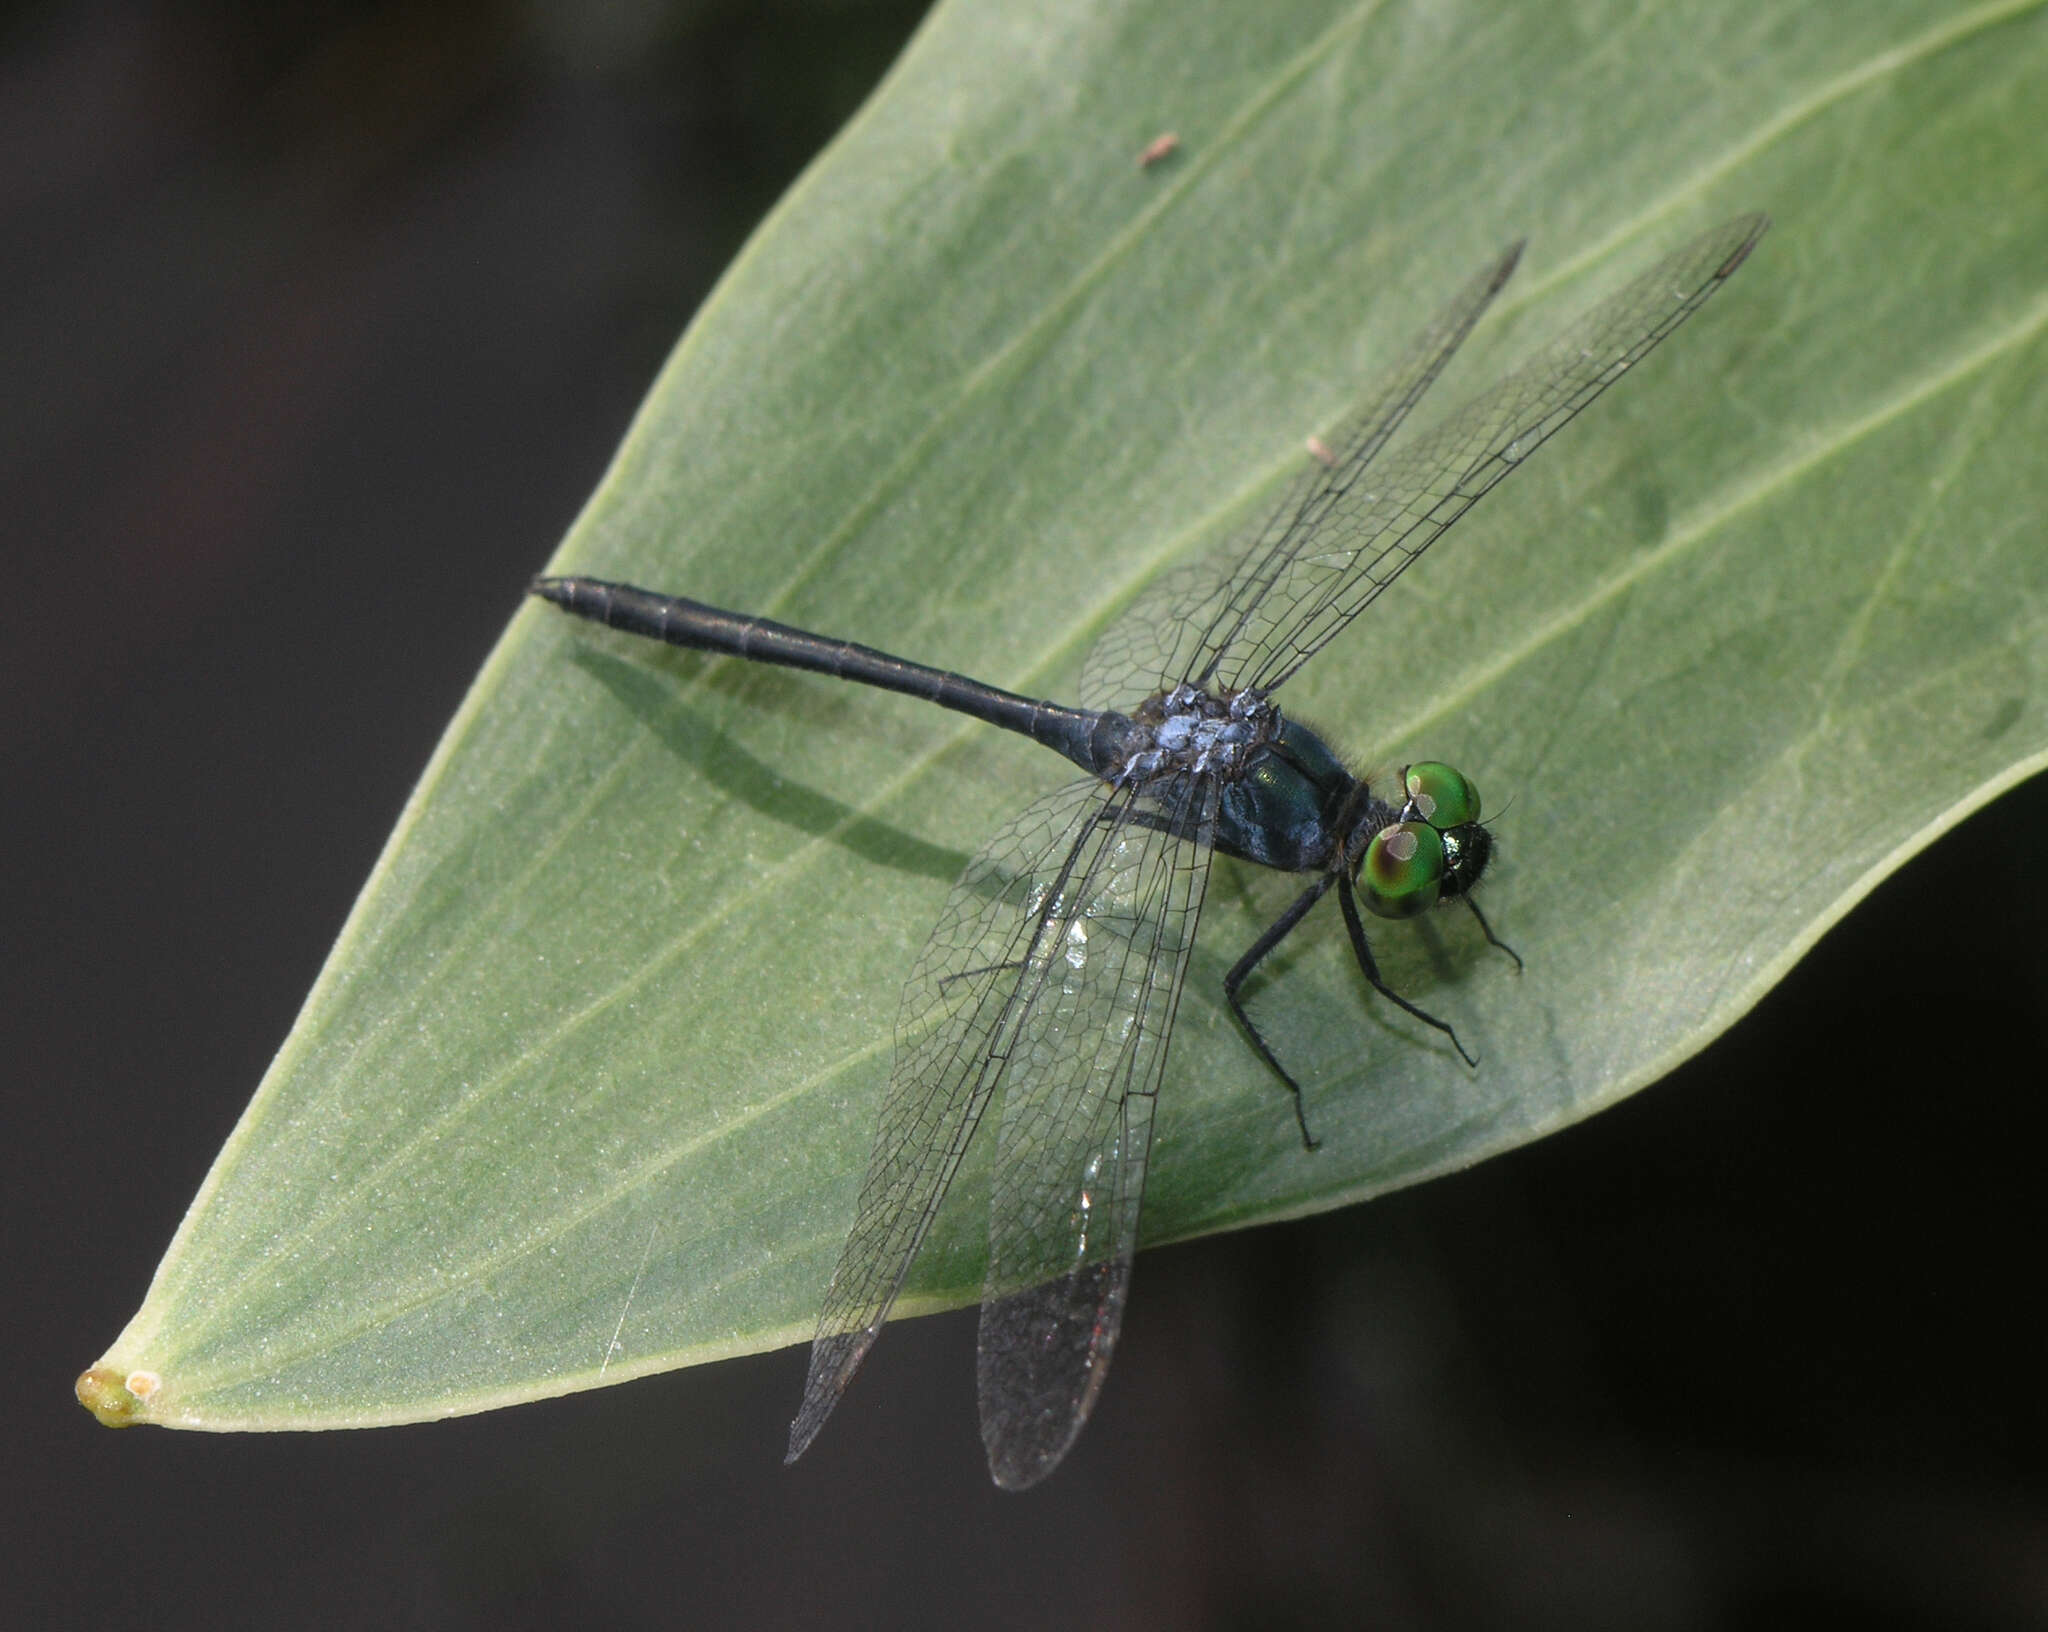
[976,772,1219,1488]
[1082,213,1768,706]
[1078,239,1525,709]
[785,772,1215,1471]
[1226,213,1766,694]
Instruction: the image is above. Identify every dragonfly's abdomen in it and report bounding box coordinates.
[532,575,1122,777]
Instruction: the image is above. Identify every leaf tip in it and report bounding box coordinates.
[75,1366,160,1428]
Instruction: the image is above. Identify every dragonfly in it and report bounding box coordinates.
[532,212,1767,1488]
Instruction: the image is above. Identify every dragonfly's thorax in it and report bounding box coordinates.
[1214,711,1371,873]
[1100,687,1365,875]
[1112,683,1281,783]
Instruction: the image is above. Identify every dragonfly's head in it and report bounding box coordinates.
[1358,761,1492,920]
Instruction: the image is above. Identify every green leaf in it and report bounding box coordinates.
[89,0,2048,1430]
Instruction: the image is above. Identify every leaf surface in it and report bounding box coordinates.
[89,0,2048,1429]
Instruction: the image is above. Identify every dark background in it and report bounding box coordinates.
[7,3,2044,1627]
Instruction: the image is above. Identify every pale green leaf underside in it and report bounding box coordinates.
[95,0,2048,1430]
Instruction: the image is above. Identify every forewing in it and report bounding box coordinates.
[1078,241,1525,710]
[976,773,1220,1488]
[1221,213,1768,694]
[784,777,1118,1465]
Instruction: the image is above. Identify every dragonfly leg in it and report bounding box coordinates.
[1222,875,1335,1150]
[1461,895,1523,972]
[1335,875,1477,1067]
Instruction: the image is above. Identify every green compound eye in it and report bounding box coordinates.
[1403,761,1480,830]
[1361,820,1446,919]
